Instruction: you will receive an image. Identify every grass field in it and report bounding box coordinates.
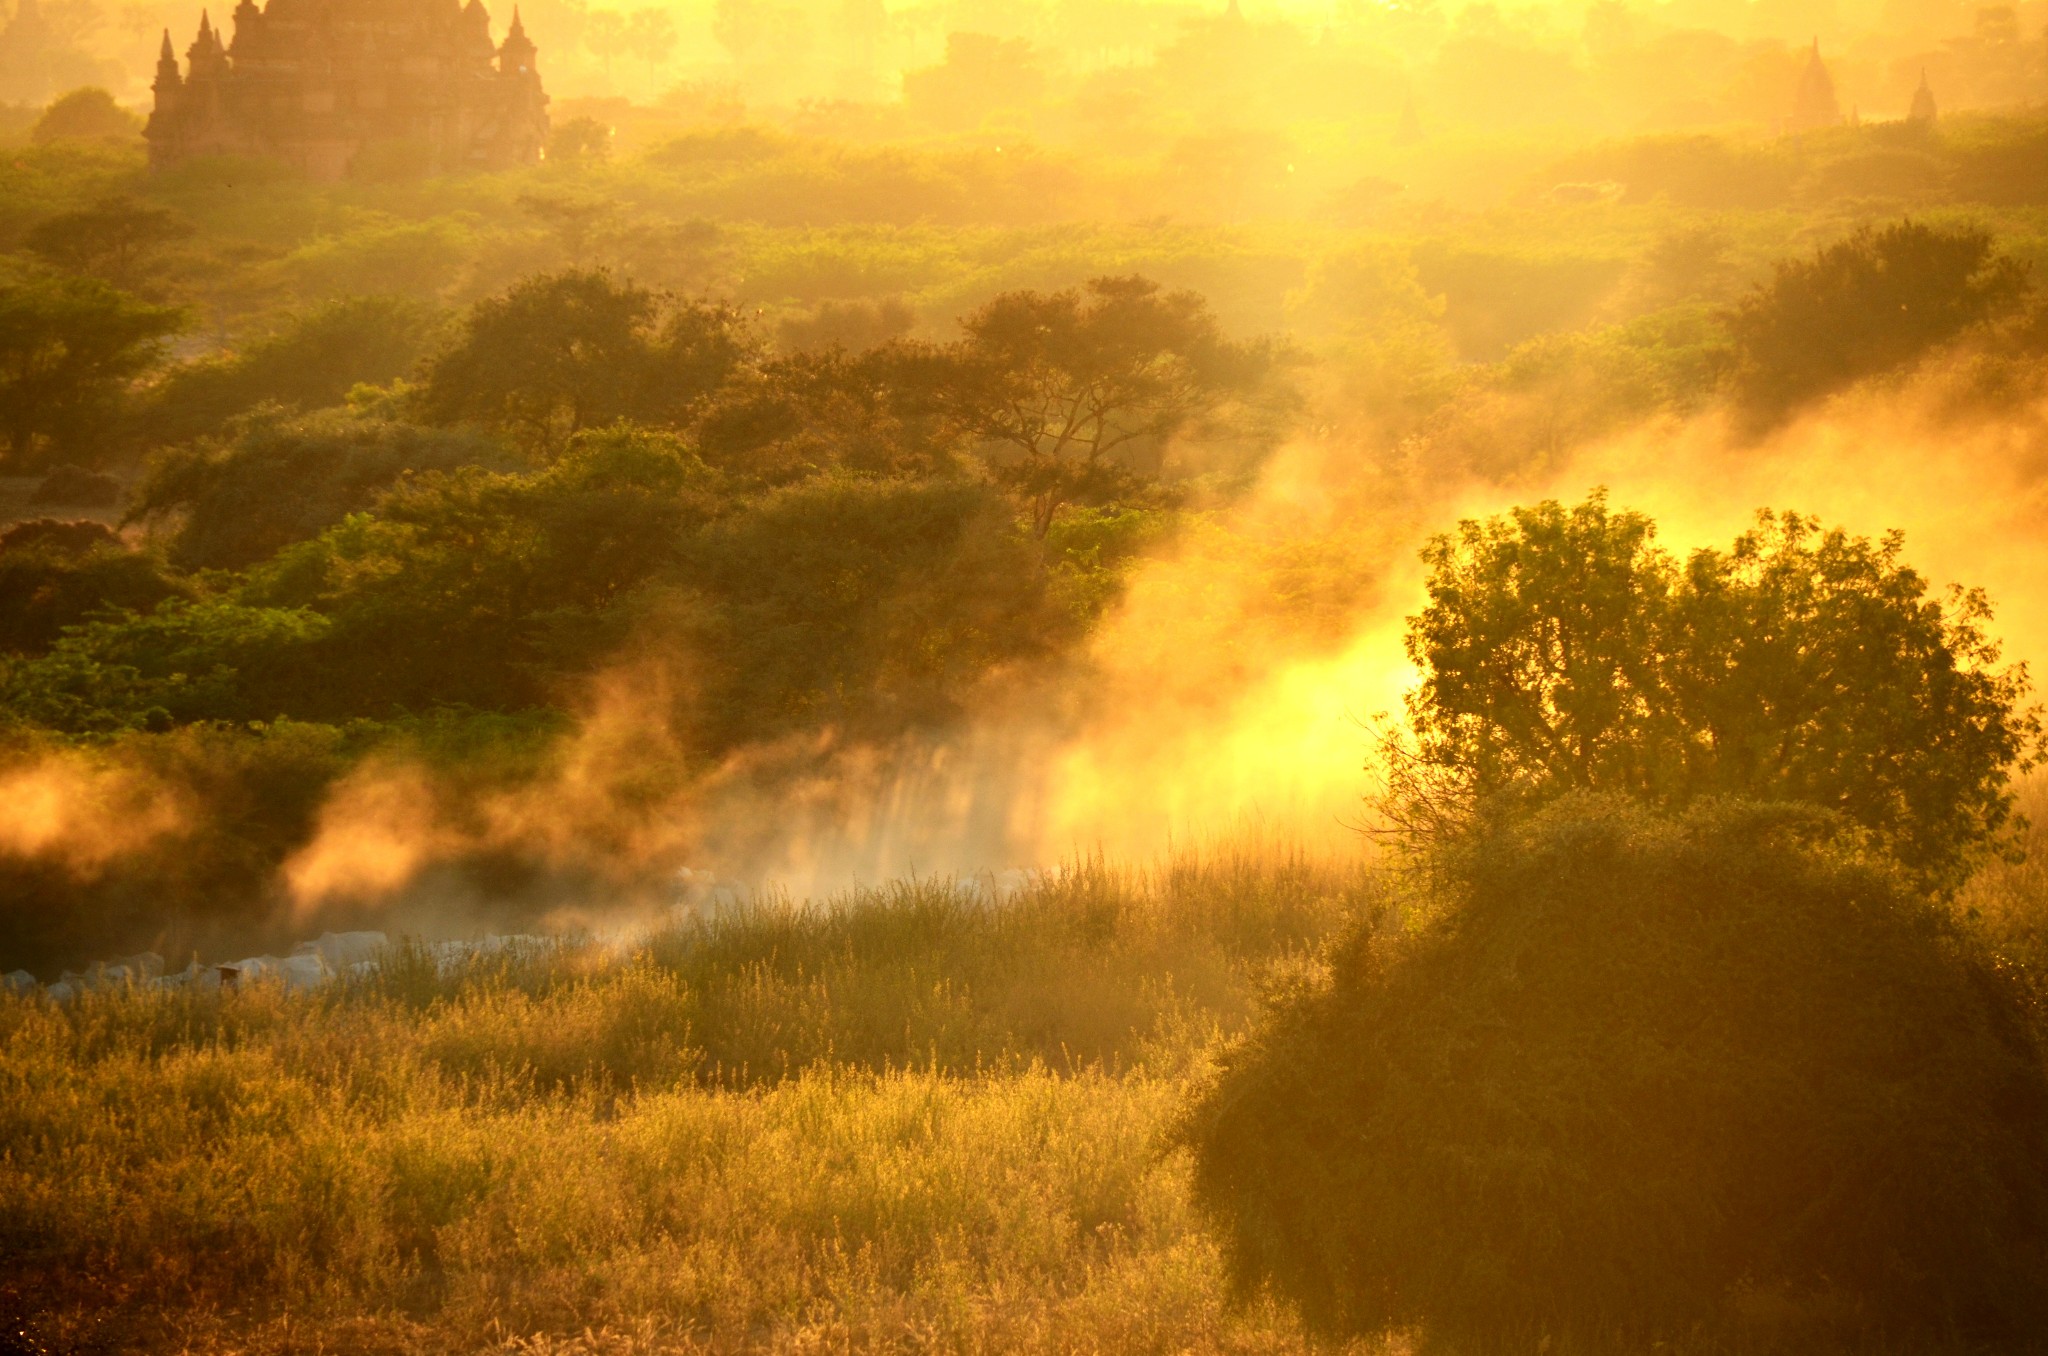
[9,791,2048,1356]
[0,848,1376,1354]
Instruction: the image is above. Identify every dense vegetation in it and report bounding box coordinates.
[7,99,2048,969]
[8,33,2048,1351]
[1,853,1362,1353]
[1183,797,2048,1348]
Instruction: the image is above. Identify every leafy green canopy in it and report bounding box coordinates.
[129,407,506,571]
[143,296,445,447]
[1404,493,2040,888]
[414,269,751,453]
[0,274,184,469]
[1181,796,2048,1347]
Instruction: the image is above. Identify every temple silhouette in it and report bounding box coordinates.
[145,0,549,180]
[1785,39,1844,133]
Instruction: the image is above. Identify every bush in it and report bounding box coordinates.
[1181,795,2048,1347]
[0,519,188,656]
[129,408,507,570]
[144,296,446,446]
[1726,220,2029,420]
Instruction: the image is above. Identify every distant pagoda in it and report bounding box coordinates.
[1908,69,1938,124]
[1786,38,1843,134]
[145,0,549,181]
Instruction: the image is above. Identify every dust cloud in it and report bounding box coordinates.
[0,756,186,875]
[133,361,2048,924]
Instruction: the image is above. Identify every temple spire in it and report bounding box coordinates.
[1909,67,1937,124]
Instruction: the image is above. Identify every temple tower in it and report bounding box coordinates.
[145,0,548,180]
[1787,39,1843,134]
[1908,69,1937,125]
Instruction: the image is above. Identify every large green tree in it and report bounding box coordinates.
[1402,492,2040,887]
[0,276,185,469]
[414,270,751,452]
[946,276,1271,537]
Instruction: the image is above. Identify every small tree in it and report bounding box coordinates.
[0,275,185,470]
[29,87,140,144]
[948,276,1269,537]
[1402,492,2040,888]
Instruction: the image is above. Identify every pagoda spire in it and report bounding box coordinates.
[1909,67,1937,124]
[153,28,183,95]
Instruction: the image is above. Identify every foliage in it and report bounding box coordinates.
[130,407,507,570]
[0,519,189,655]
[1727,220,2030,418]
[2,598,333,732]
[1403,493,2041,888]
[1181,795,2048,1347]
[145,296,446,446]
[691,342,963,486]
[947,276,1270,537]
[1411,244,1629,361]
[241,425,723,714]
[28,88,139,145]
[682,475,1070,747]
[0,273,185,469]
[414,270,752,452]
[545,115,613,165]
[23,195,193,291]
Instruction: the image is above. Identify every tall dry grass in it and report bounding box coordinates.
[0,846,1375,1354]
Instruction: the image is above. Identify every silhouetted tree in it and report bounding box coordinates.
[415,271,752,452]
[1727,220,2029,417]
[0,276,184,470]
[948,276,1269,536]
[1401,492,2041,887]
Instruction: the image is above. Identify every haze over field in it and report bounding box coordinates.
[6,0,2048,1348]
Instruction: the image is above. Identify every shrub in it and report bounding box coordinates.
[129,408,506,570]
[1181,795,2048,1347]
[1726,220,2029,419]
[144,296,446,446]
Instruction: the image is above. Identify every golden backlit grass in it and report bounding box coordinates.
[0,848,1371,1354]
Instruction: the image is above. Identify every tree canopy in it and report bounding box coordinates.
[414,269,752,452]
[1402,492,2041,887]
[946,276,1272,536]
[1727,220,2029,418]
[0,275,185,470]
